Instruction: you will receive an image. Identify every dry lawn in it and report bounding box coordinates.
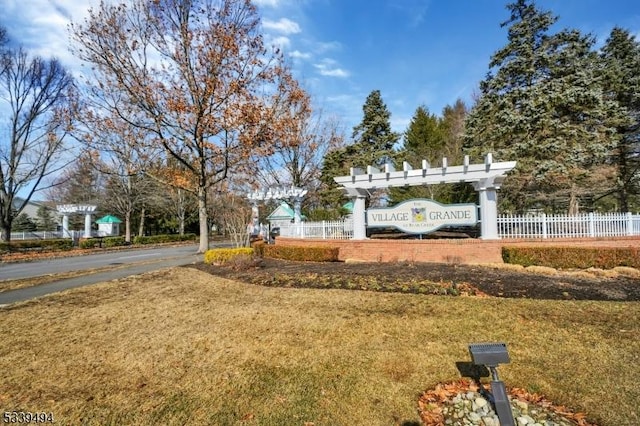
[0,267,639,425]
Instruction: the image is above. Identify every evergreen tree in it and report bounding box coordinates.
[600,27,640,211]
[318,145,361,210]
[441,99,477,204]
[389,106,445,204]
[464,0,624,213]
[390,101,475,205]
[36,204,57,231]
[12,213,37,232]
[351,90,400,168]
[318,90,399,209]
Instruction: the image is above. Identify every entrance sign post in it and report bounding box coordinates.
[333,154,516,240]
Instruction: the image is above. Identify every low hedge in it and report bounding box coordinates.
[204,247,254,264]
[79,238,100,249]
[502,246,640,269]
[133,233,197,245]
[0,239,73,253]
[99,236,126,248]
[262,245,339,262]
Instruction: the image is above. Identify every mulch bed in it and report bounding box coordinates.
[189,258,640,301]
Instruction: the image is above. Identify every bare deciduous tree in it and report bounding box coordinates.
[0,31,77,241]
[70,0,308,252]
[252,106,344,204]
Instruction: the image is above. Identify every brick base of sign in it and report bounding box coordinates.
[274,236,640,265]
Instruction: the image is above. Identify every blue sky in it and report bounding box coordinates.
[2,0,640,136]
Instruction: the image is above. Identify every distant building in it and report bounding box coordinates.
[12,197,56,221]
[266,201,306,228]
[96,215,122,236]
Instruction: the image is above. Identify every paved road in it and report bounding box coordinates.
[0,243,231,306]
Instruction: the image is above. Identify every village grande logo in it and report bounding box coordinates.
[412,207,427,223]
[367,199,477,234]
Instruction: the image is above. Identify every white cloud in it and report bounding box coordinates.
[3,0,100,69]
[253,0,281,8]
[314,59,350,78]
[290,50,311,59]
[316,41,342,53]
[269,36,291,49]
[263,18,301,34]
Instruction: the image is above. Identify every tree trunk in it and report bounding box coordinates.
[138,207,145,237]
[197,186,209,253]
[568,186,580,215]
[178,189,186,235]
[125,210,131,243]
[1,224,10,243]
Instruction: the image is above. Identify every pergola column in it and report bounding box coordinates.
[474,178,500,240]
[352,195,367,240]
[84,213,92,237]
[62,214,70,238]
[293,197,303,224]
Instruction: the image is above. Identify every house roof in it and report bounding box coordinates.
[266,201,307,221]
[267,202,295,220]
[96,215,122,224]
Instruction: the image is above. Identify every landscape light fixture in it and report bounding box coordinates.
[468,342,515,426]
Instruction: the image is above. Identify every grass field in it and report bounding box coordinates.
[0,267,638,425]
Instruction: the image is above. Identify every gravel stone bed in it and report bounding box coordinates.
[440,390,581,425]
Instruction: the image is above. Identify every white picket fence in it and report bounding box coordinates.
[497,212,640,239]
[277,212,640,240]
[279,220,354,240]
[9,230,89,240]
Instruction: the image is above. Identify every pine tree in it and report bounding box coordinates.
[441,99,477,204]
[600,27,640,211]
[389,106,445,204]
[12,213,37,232]
[351,90,400,168]
[36,204,57,231]
[464,0,623,213]
[319,90,399,209]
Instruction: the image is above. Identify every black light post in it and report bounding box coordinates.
[468,342,515,426]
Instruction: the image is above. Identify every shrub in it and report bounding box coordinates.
[0,239,73,253]
[251,240,267,257]
[133,233,197,245]
[262,245,339,262]
[204,247,254,265]
[103,236,127,248]
[502,246,640,269]
[79,238,100,249]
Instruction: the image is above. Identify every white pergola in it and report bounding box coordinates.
[247,187,308,234]
[56,204,97,238]
[333,154,517,240]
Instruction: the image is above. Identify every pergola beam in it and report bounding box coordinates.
[335,155,516,189]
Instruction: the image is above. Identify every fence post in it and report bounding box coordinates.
[628,212,634,236]
[588,213,595,237]
[322,221,326,239]
[541,213,548,239]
